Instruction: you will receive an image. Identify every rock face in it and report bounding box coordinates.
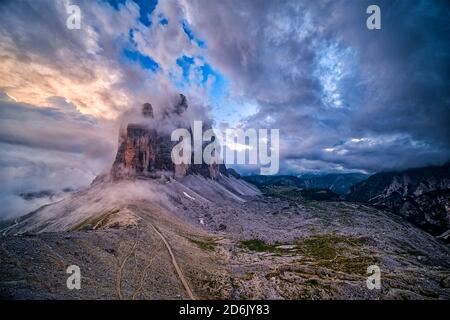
[111,124,157,178]
[400,189,450,237]
[347,163,450,238]
[111,95,227,180]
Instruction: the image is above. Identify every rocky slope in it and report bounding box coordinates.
[1,178,449,299]
[0,99,449,300]
[347,164,450,239]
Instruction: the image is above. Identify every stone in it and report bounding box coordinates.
[441,276,450,288]
[111,94,229,180]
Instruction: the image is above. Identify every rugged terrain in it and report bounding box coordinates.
[347,164,450,240]
[1,176,450,299]
[1,99,449,300]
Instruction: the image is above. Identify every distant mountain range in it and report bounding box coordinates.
[347,163,450,239]
[299,173,368,195]
[243,164,450,241]
[242,173,368,196]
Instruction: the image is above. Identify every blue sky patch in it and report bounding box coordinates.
[182,20,206,48]
[158,13,168,25]
[176,55,195,80]
[105,0,158,26]
[123,48,159,72]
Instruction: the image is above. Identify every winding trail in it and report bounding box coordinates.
[149,222,195,300]
[116,235,139,300]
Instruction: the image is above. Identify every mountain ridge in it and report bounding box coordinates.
[347,163,450,239]
[1,99,449,300]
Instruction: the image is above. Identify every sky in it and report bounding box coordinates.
[0,0,449,218]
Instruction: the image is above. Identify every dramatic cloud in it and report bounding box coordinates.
[0,0,449,217]
[180,0,450,172]
[0,0,190,119]
[0,93,116,218]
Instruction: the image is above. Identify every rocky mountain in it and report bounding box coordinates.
[347,163,450,239]
[111,94,227,180]
[4,96,256,236]
[0,99,449,300]
[300,173,368,195]
[2,176,449,299]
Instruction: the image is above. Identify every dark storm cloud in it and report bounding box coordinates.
[185,0,450,172]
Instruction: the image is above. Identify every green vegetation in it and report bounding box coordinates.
[241,234,378,276]
[240,239,280,253]
[261,186,340,202]
[405,249,427,257]
[300,188,340,201]
[261,186,303,202]
[187,236,219,252]
[295,234,377,275]
[70,208,120,231]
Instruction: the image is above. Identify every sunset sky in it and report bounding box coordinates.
[0,0,449,218]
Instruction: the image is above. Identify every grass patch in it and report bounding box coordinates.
[240,239,280,253]
[70,209,120,231]
[187,237,219,252]
[240,273,255,281]
[305,201,326,211]
[262,186,303,202]
[240,235,378,276]
[262,186,340,202]
[295,234,377,275]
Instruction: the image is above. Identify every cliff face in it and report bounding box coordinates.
[111,124,158,178]
[347,163,450,239]
[111,95,226,180]
[347,164,450,202]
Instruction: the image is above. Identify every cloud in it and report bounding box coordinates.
[0,93,119,219]
[180,0,450,172]
[0,0,216,218]
[0,0,191,119]
[0,0,449,218]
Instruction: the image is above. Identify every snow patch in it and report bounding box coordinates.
[183,192,196,201]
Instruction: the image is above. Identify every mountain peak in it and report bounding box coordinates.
[142,102,154,118]
[111,95,226,180]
